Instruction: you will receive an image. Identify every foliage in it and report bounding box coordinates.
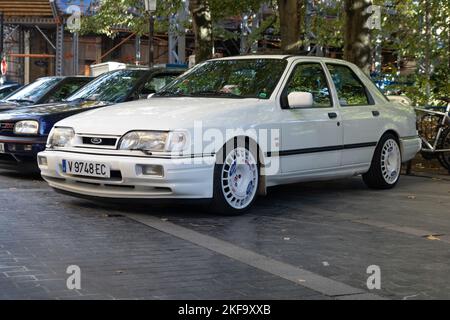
[80,0,267,37]
[80,0,184,36]
[371,0,450,105]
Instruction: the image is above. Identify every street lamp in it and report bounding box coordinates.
[144,0,157,67]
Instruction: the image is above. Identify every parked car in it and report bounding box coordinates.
[38,56,421,215]
[0,83,22,100]
[0,67,185,172]
[0,76,92,112]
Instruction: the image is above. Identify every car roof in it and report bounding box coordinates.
[109,67,185,73]
[210,54,356,67]
[35,76,92,81]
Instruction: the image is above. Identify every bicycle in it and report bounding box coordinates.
[415,98,450,172]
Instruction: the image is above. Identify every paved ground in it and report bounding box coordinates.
[0,168,449,300]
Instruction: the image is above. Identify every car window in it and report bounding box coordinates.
[0,86,18,99]
[286,63,332,108]
[156,59,287,99]
[44,78,91,103]
[6,78,60,104]
[326,64,370,106]
[67,70,147,103]
[141,74,177,95]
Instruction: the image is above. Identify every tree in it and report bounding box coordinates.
[373,0,450,104]
[277,0,301,53]
[343,0,373,74]
[189,0,213,63]
[81,0,267,64]
[80,0,183,37]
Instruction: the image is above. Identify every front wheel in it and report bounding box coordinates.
[363,134,402,189]
[210,140,259,215]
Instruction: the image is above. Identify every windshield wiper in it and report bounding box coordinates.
[155,91,190,97]
[67,96,110,104]
[7,99,35,104]
[191,90,243,98]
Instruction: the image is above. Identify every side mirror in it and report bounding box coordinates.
[287,92,314,109]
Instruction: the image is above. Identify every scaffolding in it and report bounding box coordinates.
[0,0,64,83]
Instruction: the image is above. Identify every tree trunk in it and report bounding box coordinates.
[189,0,213,63]
[343,0,373,74]
[278,0,300,53]
[424,0,431,104]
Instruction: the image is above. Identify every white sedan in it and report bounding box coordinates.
[38,56,421,215]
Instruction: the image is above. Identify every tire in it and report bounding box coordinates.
[437,128,450,171]
[363,134,402,190]
[210,138,259,216]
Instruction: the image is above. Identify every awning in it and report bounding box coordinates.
[0,0,53,17]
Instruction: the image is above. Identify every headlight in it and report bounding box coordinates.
[47,127,75,148]
[119,131,189,153]
[166,131,189,152]
[14,120,39,135]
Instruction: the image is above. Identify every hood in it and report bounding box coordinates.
[0,100,109,121]
[0,100,20,111]
[56,97,264,135]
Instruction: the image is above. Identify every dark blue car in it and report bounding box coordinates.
[0,66,185,172]
[0,76,92,112]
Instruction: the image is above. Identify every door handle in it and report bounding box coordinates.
[328,112,338,119]
[372,110,380,117]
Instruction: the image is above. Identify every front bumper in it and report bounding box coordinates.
[400,136,422,162]
[38,150,216,199]
[0,135,46,171]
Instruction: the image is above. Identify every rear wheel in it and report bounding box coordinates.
[437,128,450,171]
[363,134,402,189]
[210,139,259,215]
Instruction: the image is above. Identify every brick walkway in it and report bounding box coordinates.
[0,170,449,300]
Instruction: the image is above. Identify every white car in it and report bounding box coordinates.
[38,56,421,215]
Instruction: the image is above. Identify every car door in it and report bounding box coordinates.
[279,61,343,173]
[326,63,382,166]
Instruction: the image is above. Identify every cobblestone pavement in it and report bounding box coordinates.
[0,169,449,300]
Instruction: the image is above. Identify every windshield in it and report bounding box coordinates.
[6,78,60,104]
[156,59,287,99]
[67,69,147,103]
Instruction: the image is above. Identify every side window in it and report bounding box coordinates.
[286,63,332,108]
[141,74,177,96]
[45,79,89,103]
[326,64,370,106]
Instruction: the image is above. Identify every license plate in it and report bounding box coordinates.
[62,159,110,178]
[0,143,4,154]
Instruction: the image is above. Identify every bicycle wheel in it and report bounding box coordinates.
[437,127,450,171]
[418,114,440,160]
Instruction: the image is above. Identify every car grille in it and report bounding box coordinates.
[0,122,15,133]
[81,136,118,147]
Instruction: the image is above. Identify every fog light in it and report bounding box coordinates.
[24,144,33,151]
[141,164,164,177]
[38,156,48,166]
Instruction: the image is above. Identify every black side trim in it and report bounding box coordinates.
[266,142,377,158]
